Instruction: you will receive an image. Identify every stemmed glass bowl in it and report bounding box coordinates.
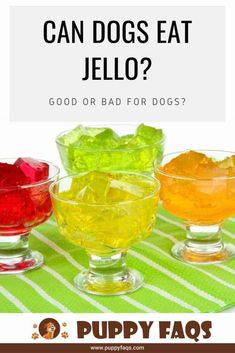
[50,171,160,295]
[0,158,59,273]
[56,124,165,173]
[155,150,235,264]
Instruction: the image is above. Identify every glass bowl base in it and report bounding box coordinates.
[0,250,44,274]
[172,242,235,264]
[74,268,144,296]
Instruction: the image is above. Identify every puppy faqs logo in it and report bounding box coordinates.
[31,318,69,340]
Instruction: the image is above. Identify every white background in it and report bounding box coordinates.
[1,0,234,168]
[0,0,233,164]
[0,313,234,343]
[0,0,235,313]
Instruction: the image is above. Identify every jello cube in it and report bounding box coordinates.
[163,151,209,177]
[0,189,35,225]
[162,150,234,179]
[59,125,88,146]
[84,126,107,137]
[59,125,106,146]
[118,134,133,147]
[72,171,111,203]
[94,129,119,148]
[121,134,148,148]
[108,178,145,202]
[0,162,28,187]
[79,128,120,149]
[217,156,235,177]
[27,183,52,223]
[15,158,49,183]
[217,156,235,169]
[136,124,163,144]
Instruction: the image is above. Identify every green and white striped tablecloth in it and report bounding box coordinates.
[1,206,235,313]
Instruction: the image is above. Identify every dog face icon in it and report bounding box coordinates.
[46,322,56,332]
[43,322,56,339]
[39,318,60,340]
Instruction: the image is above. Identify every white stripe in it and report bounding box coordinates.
[153,228,178,243]
[143,284,200,313]
[43,265,112,313]
[229,217,235,222]
[141,242,200,312]
[216,264,235,275]
[142,240,235,291]
[142,242,200,312]
[142,240,230,302]
[157,213,185,230]
[129,249,225,307]
[120,295,156,313]
[0,286,30,313]
[32,230,114,312]
[35,228,151,313]
[32,229,83,271]
[222,229,235,240]
[191,267,235,290]
[18,275,71,313]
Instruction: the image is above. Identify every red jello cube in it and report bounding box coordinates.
[0,189,35,225]
[30,183,52,214]
[0,162,29,187]
[14,158,49,183]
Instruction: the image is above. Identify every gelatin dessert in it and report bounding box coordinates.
[156,150,235,264]
[0,158,59,273]
[56,124,164,173]
[50,171,159,295]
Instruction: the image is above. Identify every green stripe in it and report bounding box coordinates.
[128,249,222,312]
[137,242,234,301]
[24,268,101,313]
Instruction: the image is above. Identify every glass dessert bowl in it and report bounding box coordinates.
[56,124,165,173]
[0,158,59,274]
[50,171,159,295]
[155,150,235,264]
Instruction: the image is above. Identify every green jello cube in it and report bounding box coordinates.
[59,125,107,147]
[58,125,86,146]
[136,124,163,144]
[78,128,120,150]
[118,134,133,147]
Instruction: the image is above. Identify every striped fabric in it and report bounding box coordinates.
[1,206,235,313]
